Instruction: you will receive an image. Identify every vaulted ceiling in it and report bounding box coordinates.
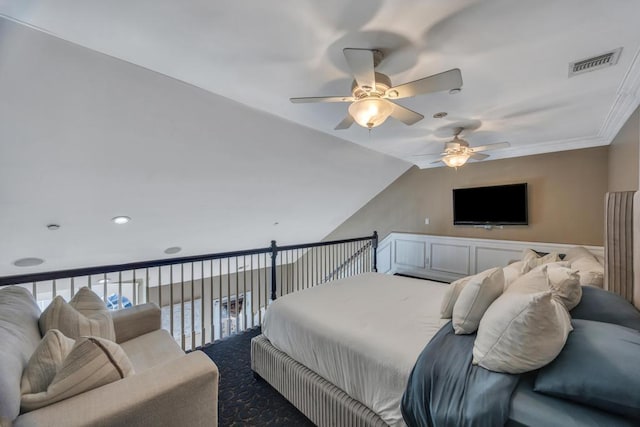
[1,0,639,275]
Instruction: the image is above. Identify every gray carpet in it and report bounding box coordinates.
[200,327,315,426]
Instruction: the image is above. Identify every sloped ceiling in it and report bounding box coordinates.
[1,0,640,275]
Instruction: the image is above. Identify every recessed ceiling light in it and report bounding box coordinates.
[47,224,60,231]
[14,257,45,267]
[433,112,448,119]
[449,88,461,94]
[164,247,182,255]
[112,216,131,225]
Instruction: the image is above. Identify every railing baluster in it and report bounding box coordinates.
[218,258,222,340]
[132,270,137,305]
[210,260,215,343]
[235,257,239,336]
[191,262,195,350]
[181,263,185,350]
[227,257,231,338]
[201,261,205,348]
[118,271,123,309]
[102,273,107,303]
[243,255,247,332]
[170,265,174,342]
[250,255,254,329]
[70,277,75,297]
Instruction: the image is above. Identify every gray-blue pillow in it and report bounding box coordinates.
[570,286,640,331]
[534,319,640,419]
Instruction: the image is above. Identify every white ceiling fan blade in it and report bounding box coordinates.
[290,96,354,103]
[430,158,444,164]
[470,152,490,160]
[343,48,376,90]
[334,115,354,130]
[389,68,463,99]
[471,141,510,152]
[389,101,424,125]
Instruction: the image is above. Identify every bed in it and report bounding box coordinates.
[251,191,640,426]
[252,271,640,427]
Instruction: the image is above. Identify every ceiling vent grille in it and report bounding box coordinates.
[569,47,622,77]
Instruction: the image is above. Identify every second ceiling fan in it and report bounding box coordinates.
[290,48,463,130]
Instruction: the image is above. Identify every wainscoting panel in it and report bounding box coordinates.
[394,239,426,269]
[430,244,470,275]
[475,247,521,273]
[377,232,604,283]
[377,241,392,274]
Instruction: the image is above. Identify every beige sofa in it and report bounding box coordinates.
[0,286,219,427]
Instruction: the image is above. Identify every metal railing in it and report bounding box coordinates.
[0,232,378,351]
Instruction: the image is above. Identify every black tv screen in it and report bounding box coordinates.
[453,183,528,225]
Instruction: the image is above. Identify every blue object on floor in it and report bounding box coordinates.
[105,293,133,310]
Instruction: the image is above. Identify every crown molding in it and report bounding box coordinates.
[416,47,640,170]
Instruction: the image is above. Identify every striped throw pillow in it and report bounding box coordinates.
[21,329,75,395]
[21,335,134,412]
[39,287,116,341]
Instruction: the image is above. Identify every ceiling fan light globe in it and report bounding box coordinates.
[348,97,393,129]
[442,153,470,168]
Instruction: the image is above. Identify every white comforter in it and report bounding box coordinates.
[262,272,449,426]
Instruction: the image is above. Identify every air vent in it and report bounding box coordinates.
[569,47,622,77]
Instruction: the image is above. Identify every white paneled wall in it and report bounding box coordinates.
[377,233,604,283]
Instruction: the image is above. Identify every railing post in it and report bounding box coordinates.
[372,231,378,272]
[270,240,278,300]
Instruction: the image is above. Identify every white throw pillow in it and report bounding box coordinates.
[473,290,572,374]
[452,267,504,334]
[21,335,134,412]
[502,261,527,289]
[39,287,116,341]
[564,246,594,263]
[21,330,75,395]
[440,276,472,319]
[508,264,581,310]
[520,249,560,274]
[546,266,582,310]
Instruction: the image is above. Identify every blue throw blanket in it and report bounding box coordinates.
[401,322,520,427]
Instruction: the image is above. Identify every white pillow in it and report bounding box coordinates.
[39,287,115,341]
[564,246,595,263]
[546,266,582,310]
[473,291,572,374]
[452,267,504,334]
[571,257,604,288]
[502,261,525,290]
[440,276,472,319]
[520,249,560,274]
[21,330,75,395]
[508,264,581,310]
[21,335,134,412]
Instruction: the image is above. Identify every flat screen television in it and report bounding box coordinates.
[453,183,528,225]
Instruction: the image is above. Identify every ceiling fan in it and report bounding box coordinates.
[290,48,463,130]
[416,127,510,168]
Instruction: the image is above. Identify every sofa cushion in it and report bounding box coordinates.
[39,287,115,341]
[0,286,42,425]
[120,329,184,373]
[21,336,135,412]
[21,329,75,395]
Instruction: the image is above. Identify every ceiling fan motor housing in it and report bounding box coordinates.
[351,72,392,98]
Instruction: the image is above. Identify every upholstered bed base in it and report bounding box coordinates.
[251,334,388,427]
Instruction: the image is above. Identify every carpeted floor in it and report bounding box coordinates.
[200,327,315,427]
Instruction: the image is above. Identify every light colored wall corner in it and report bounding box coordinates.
[608,105,640,192]
[325,146,608,246]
